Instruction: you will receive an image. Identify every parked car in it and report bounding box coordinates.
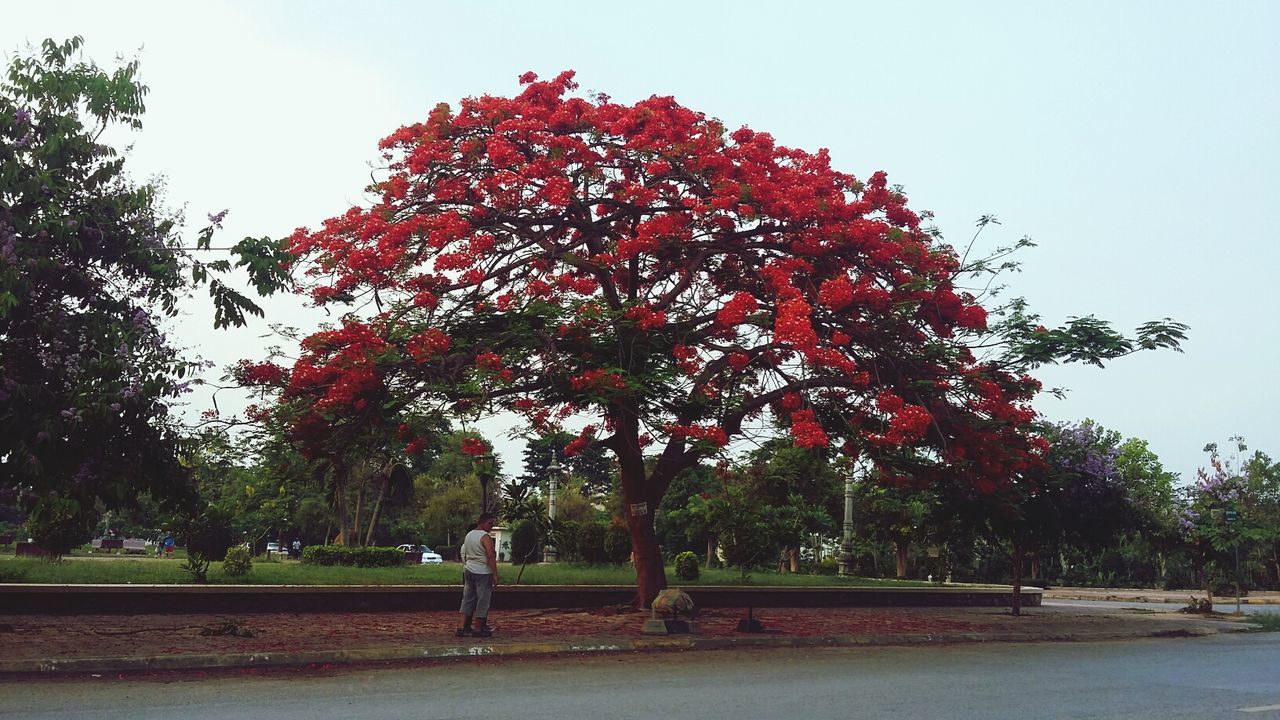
[266,542,280,556]
[397,544,444,564]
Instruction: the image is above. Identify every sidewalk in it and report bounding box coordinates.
[0,603,1253,676]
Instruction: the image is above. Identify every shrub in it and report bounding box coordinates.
[510,520,541,564]
[674,551,700,581]
[177,507,235,583]
[812,557,840,576]
[222,544,253,577]
[604,524,632,564]
[555,519,581,561]
[577,523,609,564]
[25,495,96,559]
[300,544,405,567]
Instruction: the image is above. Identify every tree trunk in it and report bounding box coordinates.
[353,479,364,547]
[706,535,717,569]
[331,463,353,546]
[1011,543,1025,617]
[1030,555,1040,580]
[625,503,665,607]
[612,408,668,607]
[789,546,800,573]
[894,539,909,578]
[363,472,391,547]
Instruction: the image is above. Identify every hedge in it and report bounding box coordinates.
[301,545,406,567]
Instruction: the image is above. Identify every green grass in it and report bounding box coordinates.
[0,555,934,587]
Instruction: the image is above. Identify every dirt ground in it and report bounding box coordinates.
[0,602,1249,667]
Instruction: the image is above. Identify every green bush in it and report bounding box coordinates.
[300,545,404,567]
[177,507,235,583]
[674,551,700,581]
[25,495,96,558]
[603,525,632,564]
[577,523,609,564]
[510,520,540,564]
[555,520,581,561]
[812,557,839,576]
[222,544,253,577]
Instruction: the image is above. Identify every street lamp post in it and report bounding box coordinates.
[544,456,561,563]
[839,470,855,576]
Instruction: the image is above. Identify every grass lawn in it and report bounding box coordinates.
[0,554,934,587]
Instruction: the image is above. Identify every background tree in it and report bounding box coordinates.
[852,475,934,579]
[743,439,840,571]
[519,430,612,495]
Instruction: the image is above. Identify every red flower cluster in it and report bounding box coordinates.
[475,351,503,371]
[790,408,829,449]
[569,368,627,393]
[716,293,758,327]
[671,344,701,375]
[234,360,287,387]
[564,424,597,457]
[624,305,666,330]
[817,275,855,310]
[865,405,933,446]
[774,297,818,352]
[665,423,729,447]
[461,437,490,456]
[406,329,451,362]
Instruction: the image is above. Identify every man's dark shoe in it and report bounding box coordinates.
[455,627,473,637]
[474,627,493,638]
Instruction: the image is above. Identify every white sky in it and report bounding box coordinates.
[5,0,1277,483]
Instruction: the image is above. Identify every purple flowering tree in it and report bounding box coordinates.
[0,38,288,555]
[1182,437,1280,604]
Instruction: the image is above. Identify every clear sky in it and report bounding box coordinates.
[5,0,1277,483]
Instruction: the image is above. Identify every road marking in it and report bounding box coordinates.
[1238,704,1280,713]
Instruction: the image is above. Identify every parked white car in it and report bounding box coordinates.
[397,544,444,564]
[266,542,281,556]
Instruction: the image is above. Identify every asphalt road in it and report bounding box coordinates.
[3,633,1279,720]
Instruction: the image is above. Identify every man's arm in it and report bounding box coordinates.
[482,533,499,586]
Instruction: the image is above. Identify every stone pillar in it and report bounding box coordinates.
[544,456,560,563]
[839,471,855,576]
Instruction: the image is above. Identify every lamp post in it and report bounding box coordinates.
[544,456,561,563]
[473,452,496,515]
[839,470,855,576]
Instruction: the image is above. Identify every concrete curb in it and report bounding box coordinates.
[0,583,1040,615]
[1046,595,1280,605]
[0,623,1239,676]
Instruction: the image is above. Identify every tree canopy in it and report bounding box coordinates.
[265,70,1070,601]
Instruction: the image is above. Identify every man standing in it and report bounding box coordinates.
[457,512,499,637]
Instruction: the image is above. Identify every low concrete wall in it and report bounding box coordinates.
[0,583,1040,615]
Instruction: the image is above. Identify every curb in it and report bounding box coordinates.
[0,625,1233,676]
[1047,596,1280,605]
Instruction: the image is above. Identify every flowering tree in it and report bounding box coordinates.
[270,71,1068,603]
[0,38,289,552]
[1182,438,1280,602]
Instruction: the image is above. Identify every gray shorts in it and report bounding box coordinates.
[459,570,494,617]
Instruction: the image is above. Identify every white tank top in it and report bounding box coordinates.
[462,529,492,574]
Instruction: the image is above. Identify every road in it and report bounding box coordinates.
[3,633,1279,720]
